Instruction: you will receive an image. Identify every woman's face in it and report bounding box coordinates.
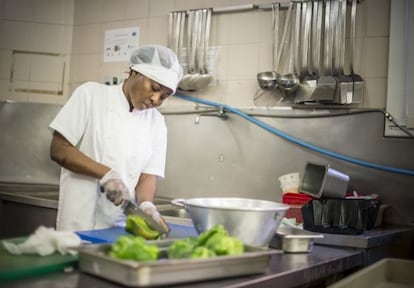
[124,71,172,111]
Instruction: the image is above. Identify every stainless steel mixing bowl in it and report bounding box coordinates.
[172,197,289,247]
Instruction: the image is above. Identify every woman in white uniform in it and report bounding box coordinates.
[49,45,183,231]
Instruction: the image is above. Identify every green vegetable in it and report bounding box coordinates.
[167,237,198,259]
[109,235,159,262]
[190,246,216,258]
[167,224,244,259]
[197,224,228,246]
[125,214,161,240]
[205,233,244,256]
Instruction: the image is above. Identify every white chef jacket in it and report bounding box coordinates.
[49,82,167,231]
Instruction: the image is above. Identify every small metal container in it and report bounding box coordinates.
[299,162,350,198]
[273,226,323,253]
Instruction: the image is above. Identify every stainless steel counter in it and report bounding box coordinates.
[2,245,364,288]
[0,186,59,238]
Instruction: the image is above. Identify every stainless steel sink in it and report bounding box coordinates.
[158,207,190,218]
[157,205,193,226]
[153,196,174,206]
[20,191,59,201]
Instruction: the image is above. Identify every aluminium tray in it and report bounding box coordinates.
[77,239,280,287]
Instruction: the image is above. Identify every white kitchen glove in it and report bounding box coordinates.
[2,226,81,256]
[139,201,169,231]
[100,169,130,206]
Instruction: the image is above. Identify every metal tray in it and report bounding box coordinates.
[78,239,280,287]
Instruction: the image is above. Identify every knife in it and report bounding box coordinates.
[122,200,170,235]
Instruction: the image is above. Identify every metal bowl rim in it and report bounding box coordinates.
[182,197,289,212]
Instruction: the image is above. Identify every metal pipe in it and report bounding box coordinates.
[171,1,363,15]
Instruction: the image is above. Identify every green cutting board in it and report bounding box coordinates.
[0,237,78,282]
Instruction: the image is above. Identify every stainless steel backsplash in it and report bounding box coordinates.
[0,101,61,185]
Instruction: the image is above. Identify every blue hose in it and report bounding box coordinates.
[174,93,414,177]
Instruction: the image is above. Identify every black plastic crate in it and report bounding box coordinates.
[301,199,381,235]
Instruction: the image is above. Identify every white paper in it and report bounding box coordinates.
[104,27,140,63]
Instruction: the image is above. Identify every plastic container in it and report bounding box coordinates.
[301,199,381,235]
[282,193,314,224]
[299,162,349,198]
[278,172,300,193]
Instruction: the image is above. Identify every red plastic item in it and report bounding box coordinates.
[282,193,314,224]
[282,192,314,205]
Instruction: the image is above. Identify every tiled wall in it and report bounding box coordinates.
[0,0,390,109]
[0,0,74,104]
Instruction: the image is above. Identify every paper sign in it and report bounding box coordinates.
[104,27,139,62]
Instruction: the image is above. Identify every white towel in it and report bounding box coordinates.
[2,226,81,256]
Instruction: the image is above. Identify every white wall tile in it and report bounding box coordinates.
[102,0,125,22]
[62,25,74,54]
[70,53,100,83]
[34,0,66,24]
[195,80,226,103]
[149,0,175,17]
[202,0,231,9]
[210,13,231,46]
[226,79,257,107]
[365,37,388,78]
[214,46,228,81]
[175,0,204,11]
[27,94,61,104]
[0,21,32,50]
[63,0,75,25]
[8,89,29,102]
[230,0,261,4]
[98,62,124,84]
[125,0,149,19]
[0,50,12,79]
[258,41,272,73]
[74,0,103,25]
[29,81,60,92]
[0,80,10,100]
[227,44,259,80]
[146,17,168,46]
[30,54,65,83]
[12,53,31,81]
[362,77,387,108]
[31,23,65,53]
[258,9,272,44]
[72,24,101,54]
[4,0,35,21]
[366,0,390,37]
[228,11,261,44]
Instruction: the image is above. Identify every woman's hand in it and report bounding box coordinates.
[100,170,130,206]
[139,201,169,232]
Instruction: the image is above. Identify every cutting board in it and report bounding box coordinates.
[0,237,78,282]
[76,223,198,244]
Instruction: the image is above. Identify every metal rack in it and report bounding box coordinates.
[171,1,362,14]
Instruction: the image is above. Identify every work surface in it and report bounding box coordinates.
[2,224,365,288]
[3,224,413,288]
[3,245,363,288]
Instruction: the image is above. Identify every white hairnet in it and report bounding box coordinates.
[130,45,183,94]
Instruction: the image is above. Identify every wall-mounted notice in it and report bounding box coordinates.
[104,27,139,62]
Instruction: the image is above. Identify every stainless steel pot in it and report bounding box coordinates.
[172,197,289,247]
